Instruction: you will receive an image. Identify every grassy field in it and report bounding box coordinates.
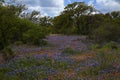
[0,35,120,80]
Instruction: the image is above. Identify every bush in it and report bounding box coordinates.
[79,44,119,79]
[102,41,118,49]
[2,46,15,60]
[91,23,120,43]
[62,47,81,56]
[95,51,115,70]
[23,25,47,46]
[94,43,119,72]
[95,42,118,70]
[14,41,23,46]
[90,44,100,50]
[0,5,48,50]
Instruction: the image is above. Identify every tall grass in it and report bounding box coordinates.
[79,42,120,79]
[62,47,81,56]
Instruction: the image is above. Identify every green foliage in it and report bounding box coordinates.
[52,2,120,43]
[101,41,118,49]
[52,14,74,34]
[79,67,99,77]
[14,41,23,46]
[39,16,52,27]
[95,42,118,69]
[0,55,71,80]
[91,45,118,76]
[90,41,118,51]
[0,5,18,50]
[90,44,100,50]
[62,47,81,55]
[91,22,120,43]
[2,46,15,60]
[95,52,115,70]
[53,2,95,35]
[0,3,48,49]
[113,16,120,26]
[23,25,47,46]
[0,2,48,60]
[79,43,119,78]
[109,11,120,18]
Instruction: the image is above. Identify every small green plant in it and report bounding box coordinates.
[95,51,115,70]
[79,67,99,77]
[78,44,119,78]
[93,44,118,74]
[91,22,120,43]
[62,47,81,56]
[14,41,23,46]
[2,46,16,60]
[102,41,118,49]
[90,44,100,50]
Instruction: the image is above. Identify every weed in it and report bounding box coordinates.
[62,47,81,56]
[2,46,16,60]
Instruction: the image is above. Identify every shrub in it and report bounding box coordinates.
[90,44,100,50]
[95,51,115,70]
[62,47,81,56]
[91,23,120,43]
[102,41,118,49]
[14,41,23,46]
[23,25,48,46]
[79,43,119,78]
[94,42,118,70]
[2,46,15,60]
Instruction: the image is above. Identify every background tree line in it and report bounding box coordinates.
[0,0,120,60]
[0,0,54,50]
[0,0,52,59]
[52,2,120,43]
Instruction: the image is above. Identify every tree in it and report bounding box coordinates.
[21,10,40,23]
[53,13,74,34]
[23,24,47,45]
[39,16,52,27]
[91,22,120,43]
[64,2,96,34]
[109,11,120,18]
[28,10,40,23]
[0,2,47,50]
[0,5,17,50]
[53,2,96,35]
[16,4,27,16]
[0,0,4,5]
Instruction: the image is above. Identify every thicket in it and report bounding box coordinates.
[52,2,120,43]
[0,1,120,60]
[0,1,48,60]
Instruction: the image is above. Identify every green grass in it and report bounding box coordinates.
[0,55,73,80]
[62,47,82,56]
[78,43,120,79]
[0,42,119,80]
